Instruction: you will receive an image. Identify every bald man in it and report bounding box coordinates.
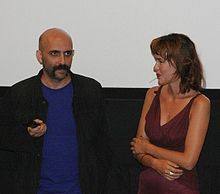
[0,28,111,194]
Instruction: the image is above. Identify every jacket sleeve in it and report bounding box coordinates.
[94,84,113,193]
[0,89,16,147]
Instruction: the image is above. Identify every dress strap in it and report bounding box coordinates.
[184,93,201,111]
[154,85,163,96]
[189,93,201,103]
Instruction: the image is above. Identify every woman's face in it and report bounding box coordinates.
[153,54,177,85]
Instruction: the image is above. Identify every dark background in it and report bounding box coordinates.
[1,87,220,194]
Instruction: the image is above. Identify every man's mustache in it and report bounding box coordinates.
[53,64,70,71]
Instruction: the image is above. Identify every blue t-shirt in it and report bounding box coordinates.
[38,83,81,194]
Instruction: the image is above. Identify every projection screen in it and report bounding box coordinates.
[0,0,219,88]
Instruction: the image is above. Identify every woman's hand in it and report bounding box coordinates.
[153,159,184,181]
[131,136,184,181]
[130,136,151,155]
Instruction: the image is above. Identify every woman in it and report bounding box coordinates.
[130,33,210,194]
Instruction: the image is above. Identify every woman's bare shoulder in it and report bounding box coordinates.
[146,86,160,97]
[194,94,210,105]
[143,86,160,105]
[191,93,211,112]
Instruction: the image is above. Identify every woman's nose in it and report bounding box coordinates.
[153,63,158,72]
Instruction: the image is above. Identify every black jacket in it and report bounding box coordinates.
[0,70,111,194]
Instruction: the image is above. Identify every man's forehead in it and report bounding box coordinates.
[42,40,73,51]
[39,28,73,50]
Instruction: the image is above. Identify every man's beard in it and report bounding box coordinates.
[44,64,71,81]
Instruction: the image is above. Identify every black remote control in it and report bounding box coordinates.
[28,120,40,128]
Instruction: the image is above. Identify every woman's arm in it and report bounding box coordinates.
[135,87,158,138]
[135,94,211,170]
[131,87,183,180]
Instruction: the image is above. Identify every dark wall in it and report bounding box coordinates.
[1,87,220,194]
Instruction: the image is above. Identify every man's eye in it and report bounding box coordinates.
[64,50,74,56]
[49,51,60,56]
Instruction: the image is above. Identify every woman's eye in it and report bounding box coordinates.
[155,59,162,63]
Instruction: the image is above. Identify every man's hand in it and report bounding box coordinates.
[27,119,47,137]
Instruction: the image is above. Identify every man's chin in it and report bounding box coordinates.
[52,72,69,81]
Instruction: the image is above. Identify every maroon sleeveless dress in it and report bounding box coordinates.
[138,87,200,194]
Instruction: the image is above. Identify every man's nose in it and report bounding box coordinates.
[59,53,65,64]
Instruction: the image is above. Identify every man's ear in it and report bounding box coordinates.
[36,50,43,64]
